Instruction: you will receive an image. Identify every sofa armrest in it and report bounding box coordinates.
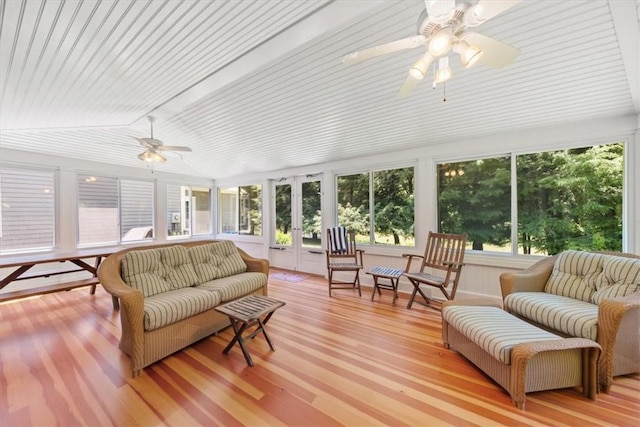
[500,256,556,299]
[97,253,145,374]
[237,248,269,275]
[597,291,640,392]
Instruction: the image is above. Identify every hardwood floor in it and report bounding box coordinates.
[1,271,638,426]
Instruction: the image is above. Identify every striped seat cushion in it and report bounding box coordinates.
[197,272,267,302]
[143,288,221,331]
[504,292,599,340]
[442,306,560,364]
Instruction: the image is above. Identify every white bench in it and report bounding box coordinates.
[441,299,601,410]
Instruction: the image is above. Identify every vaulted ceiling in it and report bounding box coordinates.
[1,0,639,179]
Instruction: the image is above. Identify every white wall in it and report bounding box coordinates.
[2,114,638,300]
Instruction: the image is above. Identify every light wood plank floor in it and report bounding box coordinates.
[1,271,638,426]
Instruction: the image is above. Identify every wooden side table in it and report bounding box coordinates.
[214,295,285,367]
[366,266,404,304]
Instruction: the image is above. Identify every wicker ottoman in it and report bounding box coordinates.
[441,300,601,410]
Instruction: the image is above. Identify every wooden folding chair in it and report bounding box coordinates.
[325,227,364,297]
[403,231,467,310]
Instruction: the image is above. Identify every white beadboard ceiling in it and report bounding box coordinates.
[1,0,638,179]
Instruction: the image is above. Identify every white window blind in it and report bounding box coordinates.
[0,167,56,253]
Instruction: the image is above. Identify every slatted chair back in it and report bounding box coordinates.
[420,232,467,282]
[325,227,364,297]
[403,231,467,309]
[327,226,357,257]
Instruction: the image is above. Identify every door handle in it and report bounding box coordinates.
[308,250,323,254]
[269,246,286,250]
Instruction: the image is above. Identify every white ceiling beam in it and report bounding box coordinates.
[608,0,640,113]
[134,0,387,128]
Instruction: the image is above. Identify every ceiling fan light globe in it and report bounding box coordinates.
[461,46,483,68]
[409,52,433,80]
[435,68,452,83]
[428,31,452,57]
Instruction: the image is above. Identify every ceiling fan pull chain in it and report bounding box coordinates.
[443,80,447,102]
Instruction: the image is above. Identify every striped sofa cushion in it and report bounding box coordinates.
[121,249,172,297]
[592,284,640,305]
[504,292,599,340]
[158,245,200,289]
[544,251,604,303]
[594,255,640,290]
[197,272,267,302]
[442,306,560,364]
[188,240,247,282]
[143,288,221,331]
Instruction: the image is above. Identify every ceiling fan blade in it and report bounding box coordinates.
[396,73,422,98]
[465,0,521,27]
[461,32,519,68]
[157,145,192,152]
[342,35,426,65]
[133,137,155,148]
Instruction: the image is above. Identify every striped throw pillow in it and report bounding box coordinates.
[158,245,200,289]
[121,249,172,297]
[594,255,640,290]
[544,251,604,303]
[189,240,247,282]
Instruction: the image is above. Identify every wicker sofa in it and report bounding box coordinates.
[97,240,269,377]
[500,250,640,392]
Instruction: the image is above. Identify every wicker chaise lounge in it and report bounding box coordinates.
[442,299,600,410]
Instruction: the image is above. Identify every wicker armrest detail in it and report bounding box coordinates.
[511,338,601,409]
[597,291,640,392]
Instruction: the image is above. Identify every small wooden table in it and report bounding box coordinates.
[366,266,404,304]
[0,248,120,308]
[215,295,285,367]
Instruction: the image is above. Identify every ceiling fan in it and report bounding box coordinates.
[135,116,192,163]
[342,0,521,97]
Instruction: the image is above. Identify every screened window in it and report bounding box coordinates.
[0,166,56,253]
[337,166,415,246]
[437,142,624,255]
[167,185,212,237]
[219,185,262,236]
[78,175,154,246]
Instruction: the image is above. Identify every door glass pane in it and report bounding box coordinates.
[337,173,370,243]
[301,180,321,248]
[78,175,119,246]
[275,183,292,246]
[120,180,154,242]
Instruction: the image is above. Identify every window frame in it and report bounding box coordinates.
[0,164,58,254]
[76,173,156,248]
[217,184,263,237]
[166,183,213,240]
[434,138,629,258]
[334,163,416,249]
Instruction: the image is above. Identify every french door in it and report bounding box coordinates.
[269,174,324,274]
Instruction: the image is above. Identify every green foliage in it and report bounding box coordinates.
[337,203,369,235]
[275,230,291,245]
[438,143,623,254]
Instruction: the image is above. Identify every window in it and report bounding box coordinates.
[0,166,56,253]
[337,166,415,246]
[437,142,624,255]
[219,185,262,236]
[167,185,212,237]
[78,175,154,246]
